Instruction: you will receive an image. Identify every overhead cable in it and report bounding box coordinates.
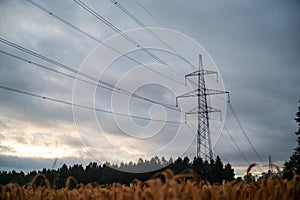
[0,84,185,124]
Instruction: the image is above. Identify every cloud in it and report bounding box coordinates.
[0,0,299,174]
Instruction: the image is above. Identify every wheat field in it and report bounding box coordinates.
[1,169,299,200]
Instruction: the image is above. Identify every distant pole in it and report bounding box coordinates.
[269,155,272,172]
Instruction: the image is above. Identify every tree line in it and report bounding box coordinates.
[283,101,300,179]
[0,156,235,188]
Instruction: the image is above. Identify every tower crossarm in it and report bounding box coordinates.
[185,106,220,115]
[175,90,197,106]
[185,70,218,84]
[185,69,217,77]
[184,106,221,122]
[204,89,230,102]
[176,89,230,106]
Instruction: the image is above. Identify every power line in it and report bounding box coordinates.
[112,0,217,90]
[223,125,250,164]
[25,0,219,104]
[0,38,180,111]
[110,0,220,91]
[0,49,180,111]
[110,0,177,58]
[110,0,196,74]
[25,0,103,43]
[24,0,221,124]
[25,0,185,86]
[228,103,263,162]
[0,49,112,91]
[26,0,214,98]
[133,0,167,28]
[73,0,187,85]
[0,84,184,124]
[0,38,78,74]
[74,0,166,65]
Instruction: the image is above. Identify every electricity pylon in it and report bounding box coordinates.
[176,55,229,160]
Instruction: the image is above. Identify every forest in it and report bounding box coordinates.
[0,156,234,188]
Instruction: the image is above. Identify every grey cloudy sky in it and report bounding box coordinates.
[0,0,299,176]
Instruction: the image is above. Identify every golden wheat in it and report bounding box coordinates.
[0,169,299,200]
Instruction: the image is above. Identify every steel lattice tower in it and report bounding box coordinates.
[176,55,229,160]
